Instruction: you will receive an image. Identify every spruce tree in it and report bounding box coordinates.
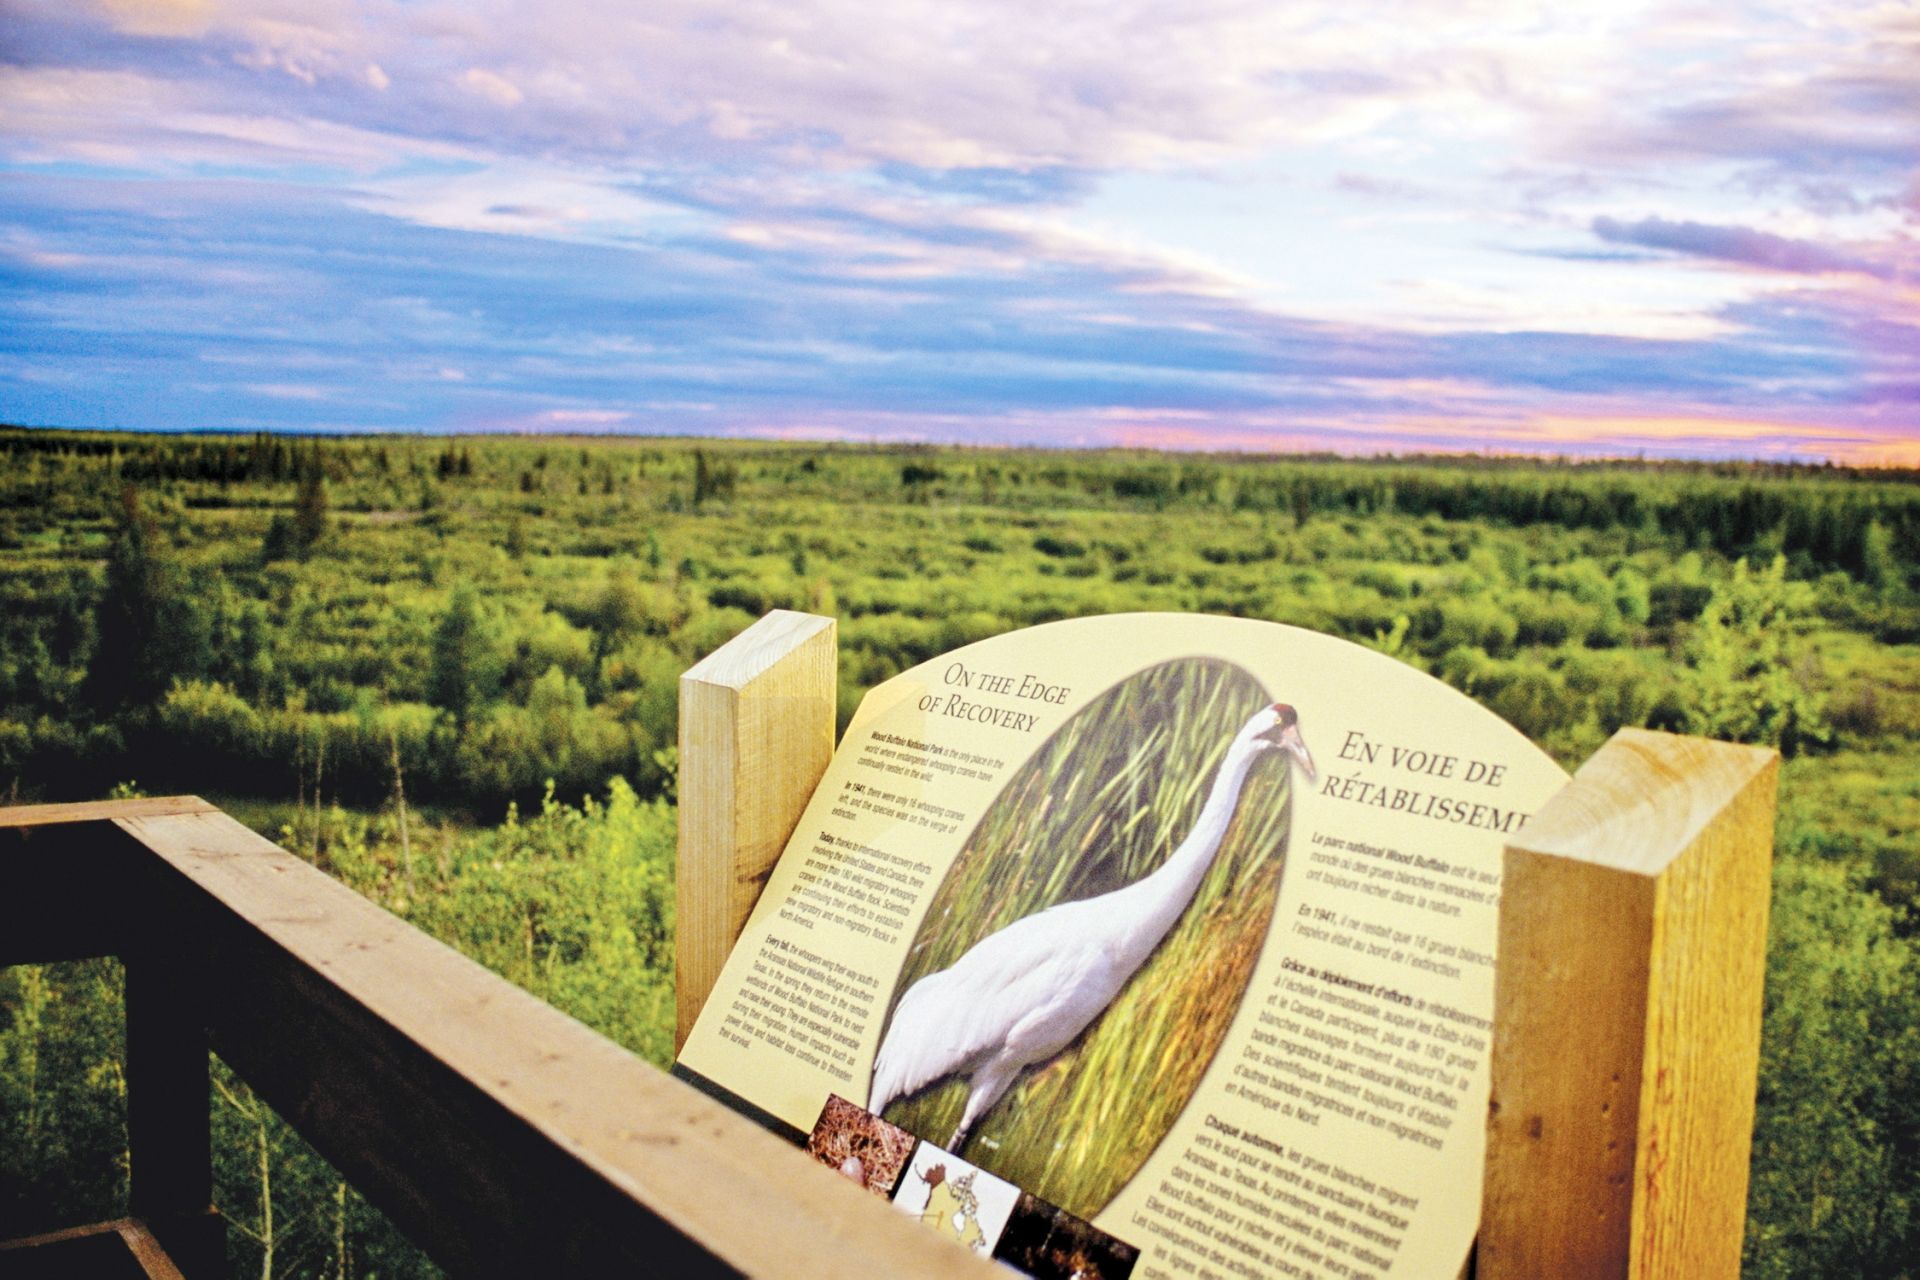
[293,444,328,554]
[86,485,210,711]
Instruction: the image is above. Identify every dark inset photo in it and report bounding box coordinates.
[993,1191,1140,1280]
[807,1093,917,1198]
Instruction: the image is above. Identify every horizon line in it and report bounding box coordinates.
[6,419,1917,477]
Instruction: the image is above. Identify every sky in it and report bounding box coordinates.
[1,1,1916,463]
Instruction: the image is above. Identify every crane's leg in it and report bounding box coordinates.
[947,1059,1018,1151]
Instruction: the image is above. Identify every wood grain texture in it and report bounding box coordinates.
[0,1216,188,1280]
[117,1218,193,1280]
[0,796,216,830]
[1480,728,1777,1280]
[6,794,988,1274]
[677,609,837,1049]
[111,808,987,1278]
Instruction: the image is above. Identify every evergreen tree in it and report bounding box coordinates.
[261,514,297,562]
[590,573,647,672]
[293,444,328,554]
[428,586,502,723]
[1860,520,1901,592]
[691,449,735,506]
[85,485,211,711]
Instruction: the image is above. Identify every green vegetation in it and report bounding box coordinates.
[1,427,1916,1275]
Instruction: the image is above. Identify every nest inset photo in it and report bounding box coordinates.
[807,1094,917,1198]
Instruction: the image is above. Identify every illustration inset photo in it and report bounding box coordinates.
[869,657,1313,1218]
[993,1191,1140,1280]
[891,1141,1022,1258]
[806,1094,916,1199]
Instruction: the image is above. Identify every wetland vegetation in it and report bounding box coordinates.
[1,427,1915,1276]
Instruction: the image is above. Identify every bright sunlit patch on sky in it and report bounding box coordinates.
[0,0,1914,461]
[1075,166,1765,340]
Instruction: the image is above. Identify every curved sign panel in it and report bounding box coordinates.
[679,615,1568,1277]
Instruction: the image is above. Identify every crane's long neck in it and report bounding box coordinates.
[1119,740,1266,960]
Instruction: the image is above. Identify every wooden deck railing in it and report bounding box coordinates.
[3,609,1781,1277]
[0,796,992,1278]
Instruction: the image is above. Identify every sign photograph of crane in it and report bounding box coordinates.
[872,657,1311,1218]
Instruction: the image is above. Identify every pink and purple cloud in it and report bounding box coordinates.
[1,0,1915,461]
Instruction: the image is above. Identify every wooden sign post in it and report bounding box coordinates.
[676,612,1780,1276]
[676,609,838,1051]
[1480,728,1777,1277]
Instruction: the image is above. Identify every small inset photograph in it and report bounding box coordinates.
[993,1191,1140,1280]
[891,1141,1021,1258]
[806,1094,916,1199]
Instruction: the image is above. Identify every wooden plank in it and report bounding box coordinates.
[677,609,837,1049]
[117,1219,192,1280]
[1,810,221,1278]
[0,797,216,831]
[113,809,992,1279]
[0,1217,175,1280]
[0,807,206,966]
[1479,728,1777,1279]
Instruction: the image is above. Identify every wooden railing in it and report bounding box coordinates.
[3,608,1780,1278]
[0,796,992,1278]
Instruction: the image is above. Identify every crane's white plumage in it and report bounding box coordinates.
[869,701,1316,1150]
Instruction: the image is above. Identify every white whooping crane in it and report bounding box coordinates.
[869,702,1316,1151]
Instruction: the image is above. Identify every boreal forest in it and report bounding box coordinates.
[1,427,1916,1277]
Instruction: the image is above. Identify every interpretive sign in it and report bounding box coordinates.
[675,615,1567,1278]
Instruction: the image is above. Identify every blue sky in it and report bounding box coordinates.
[2,0,1916,462]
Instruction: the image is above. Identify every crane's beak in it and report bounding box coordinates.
[1261,719,1318,786]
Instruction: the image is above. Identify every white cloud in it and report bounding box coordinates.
[460,68,523,109]
[348,161,696,243]
[0,65,470,173]
[22,0,1918,201]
